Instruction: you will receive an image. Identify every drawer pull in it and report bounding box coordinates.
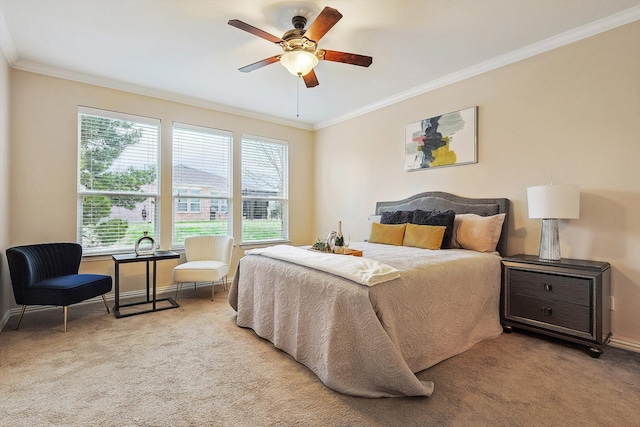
[541,307,553,315]
[543,283,553,291]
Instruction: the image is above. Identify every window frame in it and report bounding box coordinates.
[240,134,289,245]
[171,122,233,248]
[77,106,161,255]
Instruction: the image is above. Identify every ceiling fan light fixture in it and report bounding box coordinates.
[230,6,372,88]
[280,50,318,76]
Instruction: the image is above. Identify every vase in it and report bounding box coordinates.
[135,231,155,256]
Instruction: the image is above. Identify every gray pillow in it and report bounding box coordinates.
[380,210,414,225]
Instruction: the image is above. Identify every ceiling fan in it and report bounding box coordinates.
[228,6,373,88]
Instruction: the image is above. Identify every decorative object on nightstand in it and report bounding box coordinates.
[527,184,580,261]
[501,254,611,358]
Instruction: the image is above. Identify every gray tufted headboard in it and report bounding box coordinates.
[375,191,510,256]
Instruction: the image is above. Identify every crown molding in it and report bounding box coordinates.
[3,5,639,132]
[1,3,312,129]
[0,9,17,64]
[10,58,314,131]
[314,5,640,130]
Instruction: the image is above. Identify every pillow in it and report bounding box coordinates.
[380,210,414,224]
[369,222,406,246]
[412,210,456,249]
[451,213,506,253]
[403,224,446,250]
[367,215,382,239]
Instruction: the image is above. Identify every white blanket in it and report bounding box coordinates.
[245,244,400,286]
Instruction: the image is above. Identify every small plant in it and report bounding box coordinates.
[311,238,328,252]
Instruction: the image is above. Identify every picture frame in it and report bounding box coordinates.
[405,106,477,171]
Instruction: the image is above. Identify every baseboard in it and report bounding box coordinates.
[609,337,640,353]
[0,309,12,332]
[3,285,638,354]
[0,280,230,332]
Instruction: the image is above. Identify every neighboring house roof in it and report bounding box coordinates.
[174,164,281,197]
[173,164,227,189]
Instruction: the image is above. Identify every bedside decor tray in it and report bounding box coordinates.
[309,247,362,257]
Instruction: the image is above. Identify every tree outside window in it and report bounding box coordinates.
[78,107,160,254]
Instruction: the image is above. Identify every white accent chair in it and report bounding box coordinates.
[172,235,234,301]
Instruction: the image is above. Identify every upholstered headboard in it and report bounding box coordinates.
[375,191,510,256]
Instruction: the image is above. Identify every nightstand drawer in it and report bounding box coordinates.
[509,294,591,333]
[509,269,591,306]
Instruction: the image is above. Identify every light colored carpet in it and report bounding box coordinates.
[1,286,639,427]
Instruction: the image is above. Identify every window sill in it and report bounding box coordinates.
[239,240,291,249]
[82,248,185,262]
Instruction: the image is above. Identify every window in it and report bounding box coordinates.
[175,188,201,213]
[172,123,232,246]
[78,107,160,254]
[241,135,288,243]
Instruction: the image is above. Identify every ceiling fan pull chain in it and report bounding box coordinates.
[297,76,301,117]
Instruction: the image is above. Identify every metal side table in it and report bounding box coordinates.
[112,251,180,318]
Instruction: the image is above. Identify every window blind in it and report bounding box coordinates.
[78,107,160,254]
[172,123,232,246]
[241,135,289,243]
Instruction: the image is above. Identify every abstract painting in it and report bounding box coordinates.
[405,106,477,171]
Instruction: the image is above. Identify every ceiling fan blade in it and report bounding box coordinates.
[228,19,283,44]
[303,70,319,88]
[238,56,281,73]
[303,7,342,43]
[321,50,373,67]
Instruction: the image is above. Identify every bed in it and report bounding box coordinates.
[228,191,510,398]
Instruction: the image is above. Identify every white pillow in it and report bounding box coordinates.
[451,213,506,253]
[367,215,382,240]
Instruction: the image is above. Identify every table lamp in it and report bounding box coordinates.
[527,184,580,261]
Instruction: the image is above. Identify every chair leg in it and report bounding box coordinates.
[211,281,215,301]
[102,294,110,314]
[63,306,68,333]
[15,305,26,330]
[175,282,181,301]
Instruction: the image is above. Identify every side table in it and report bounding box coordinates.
[501,254,611,357]
[112,250,181,318]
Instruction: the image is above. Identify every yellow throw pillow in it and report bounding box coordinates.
[403,223,446,250]
[369,222,406,246]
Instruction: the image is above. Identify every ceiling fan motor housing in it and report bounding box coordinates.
[281,19,316,54]
[291,15,307,30]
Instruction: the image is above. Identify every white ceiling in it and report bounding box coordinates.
[1,0,639,129]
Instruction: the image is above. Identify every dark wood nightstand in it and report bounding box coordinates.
[501,254,611,357]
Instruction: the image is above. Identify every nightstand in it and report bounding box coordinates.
[501,254,611,357]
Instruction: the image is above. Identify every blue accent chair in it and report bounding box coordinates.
[6,243,112,332]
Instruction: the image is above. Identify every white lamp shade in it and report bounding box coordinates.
[280,50,318,76]
[527,184,580,219]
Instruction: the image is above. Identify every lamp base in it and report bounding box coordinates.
[539,218,561,262]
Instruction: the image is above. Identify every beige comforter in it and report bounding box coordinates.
[228,242,503,398]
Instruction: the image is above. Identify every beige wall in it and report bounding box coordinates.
[314,22,640,346]
[0,47,10,324]
[2,21,638,349]
[6,71,314,298]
